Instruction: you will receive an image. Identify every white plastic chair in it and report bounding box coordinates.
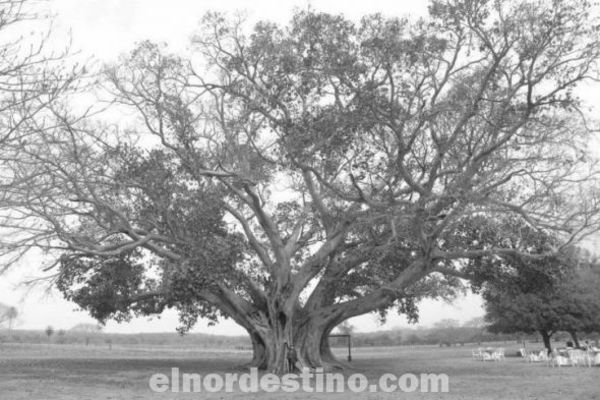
[551,354,571,367]
[482,350,495,361]
[529,350,549,363]
[590,352,600,366]
[494,348,505,361]
[568,349,591,367]
[526,352,539,362]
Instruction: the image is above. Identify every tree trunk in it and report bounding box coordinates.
[217,258,426,374]
[568,330,580,348]
[243,313,348,373]
[540,330,552,355]
[246,332,268,369]
[293,318,345,371]
[246,283,398,373]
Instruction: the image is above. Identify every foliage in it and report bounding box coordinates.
[45,326,54,338]
[69,323,103,333]
[477,221,600,338]
[3,0,600,371]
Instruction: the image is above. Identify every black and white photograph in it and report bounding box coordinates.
[0,0,599,398]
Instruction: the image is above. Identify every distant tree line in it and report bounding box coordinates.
[0,329,252,348]
[333,326,529,348]
[4,325,596,349]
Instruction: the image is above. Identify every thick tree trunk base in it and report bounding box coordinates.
[244,320,347,374]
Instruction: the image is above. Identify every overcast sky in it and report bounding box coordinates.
[0,0,572,335]
[51,0,428,61]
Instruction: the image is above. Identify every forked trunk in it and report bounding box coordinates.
[245,316,346,373]
[241,285,396,373]
[230,256,422,374]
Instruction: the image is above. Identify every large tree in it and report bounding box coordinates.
[3,0,600,372]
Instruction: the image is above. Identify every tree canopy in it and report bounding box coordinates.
[481,242,600,351]
[2,0,600,372]
[0,0,80,269]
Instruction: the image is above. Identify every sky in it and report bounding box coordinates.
[2,0,594,336]
[51,0,429,62]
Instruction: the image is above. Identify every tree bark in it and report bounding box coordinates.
[246,332,268,369]
[568,330,580,348]
[293,317,346,371]
[244,313,346,373]
[540,330,553,355]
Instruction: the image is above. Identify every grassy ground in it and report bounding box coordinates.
[0,342,598,399]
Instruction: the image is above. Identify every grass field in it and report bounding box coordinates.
[0,342,598,399]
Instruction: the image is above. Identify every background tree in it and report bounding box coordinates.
[462,317,486,329]
[433,319,460,329]
[431,318,462,345]
[333,321,355,335]
[5,306,17,332]
[462,316,488,344]
[486,293,558,353]
[473,221,600,353]
[45,325,53,343]
[0,303,17,331]
[3,0,600,373]
[560,264,600,347]
[70,323,102,345]
[69,323,103,332]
